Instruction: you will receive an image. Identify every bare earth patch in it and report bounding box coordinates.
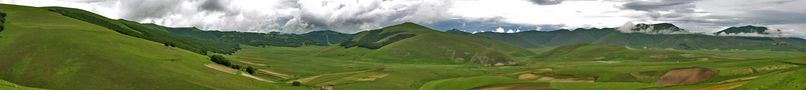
[205,64,274,83]
[656,67,716,86]
[356,73,390,81]
[518,73,539,80]
[470,83,551,90]
[205,64,236,74]
[259,69,292,79]
[295,76,322,83]
[238,60,266,67]
[696,81,748,90]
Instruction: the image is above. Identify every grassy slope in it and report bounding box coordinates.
[337,23,535,64]
[0,79,42,90]
[0,4,274,89]
[44,7,240,54]
[231,45,534,90]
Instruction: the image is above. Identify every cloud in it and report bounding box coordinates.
[622,0,700,11]
[3,0,806,38]
[199,0,226,11]
[527,0,564,5]
[620,0,704,21]
[118,0,184,21]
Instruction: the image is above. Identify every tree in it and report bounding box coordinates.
[230,64,242,70]
[291,81,301,86]
[209,55,231,66]
[245,66,257,74]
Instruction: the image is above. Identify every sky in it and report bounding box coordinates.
[1,0,805,38]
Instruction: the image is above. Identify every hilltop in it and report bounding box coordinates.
[715,25,772,35]
[332,22,535,65]
[622,23,688,34]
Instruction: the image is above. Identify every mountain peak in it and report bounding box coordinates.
[715,25,771,35]
[619,23,687,34]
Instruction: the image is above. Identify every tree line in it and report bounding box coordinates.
[210,55,257,74]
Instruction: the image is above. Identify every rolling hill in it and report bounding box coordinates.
[0,4,273,89]
[333,22,535,65]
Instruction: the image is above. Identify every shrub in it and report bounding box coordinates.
[291,81,301,86]
[230,64,242,70]
[245,66,257,74]
[209,55,231,66]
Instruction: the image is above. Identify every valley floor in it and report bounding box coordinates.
[214,45,806,90]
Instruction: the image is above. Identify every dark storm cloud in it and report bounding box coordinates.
[200,0,226,11]
[622,0,700,11]
[769,0,799,4]
[527,0,564,5]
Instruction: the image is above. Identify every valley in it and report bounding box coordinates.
[0,3,805,90]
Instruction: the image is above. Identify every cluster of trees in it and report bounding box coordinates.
[0,12,6,32]
[209,55,257,74]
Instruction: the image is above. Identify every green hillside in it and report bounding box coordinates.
[44,7,240,54]
[335,23,535,65]
[0,4,274,89]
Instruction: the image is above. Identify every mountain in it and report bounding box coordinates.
[476,25,806,51]
[715,25,771,35]
[620,23,687,34]
[165,28,353,47]
[334,23,535,65]
[0,4,273,89]
[301,30,354,45]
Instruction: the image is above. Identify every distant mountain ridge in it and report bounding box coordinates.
[715,25,772,35]
[474,25,806,51]
[620,23,688,34]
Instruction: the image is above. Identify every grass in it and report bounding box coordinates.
[0,79,42,90]
[337,23,535,65]
[222,34,806,90]
[0,4,275,89]
[734,67,806,90]
[550,82,655,90]
[419,76,529,90]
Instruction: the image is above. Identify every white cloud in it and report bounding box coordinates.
[1,0,805,38]
[449,0,638,29]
